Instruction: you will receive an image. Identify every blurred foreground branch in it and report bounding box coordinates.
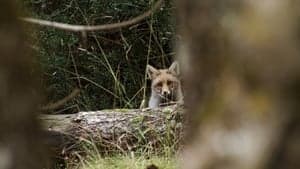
[177,0,300,169]
[0,1,46,169]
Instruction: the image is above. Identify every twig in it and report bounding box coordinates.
[159,101,179,107]
[41,88,81,111]
[20,0,163,32]
[140,12,154,109]
[69,45,82,88]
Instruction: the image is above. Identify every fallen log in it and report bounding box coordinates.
[40,105,184,157]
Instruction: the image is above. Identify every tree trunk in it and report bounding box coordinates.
[41,105,184,156]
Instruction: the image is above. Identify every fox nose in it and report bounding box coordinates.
[162,91,170,96]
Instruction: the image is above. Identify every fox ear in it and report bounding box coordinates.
[168,61,180,75]
[146,65,159,79]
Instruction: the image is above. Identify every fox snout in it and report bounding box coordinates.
[153,81,173,97]
[161,85,171,96]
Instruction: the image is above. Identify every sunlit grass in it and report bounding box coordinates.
[79,155,178,169]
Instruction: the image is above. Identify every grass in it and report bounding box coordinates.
[78,154,178,169]
[62,134,181,169]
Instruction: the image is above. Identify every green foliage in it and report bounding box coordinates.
[21,0,176,112]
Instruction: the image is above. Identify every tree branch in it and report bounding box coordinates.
[20,0,163,32]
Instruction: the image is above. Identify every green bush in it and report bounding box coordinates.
[21,0,176,112]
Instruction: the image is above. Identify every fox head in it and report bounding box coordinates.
[146,61,180,99]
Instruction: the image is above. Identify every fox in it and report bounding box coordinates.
[146,61,184,108]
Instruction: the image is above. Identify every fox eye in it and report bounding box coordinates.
[167,80,172,86]
[156,82,162,87]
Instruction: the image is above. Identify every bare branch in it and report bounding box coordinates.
[20,0,163,32]
[41,88,80,111]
